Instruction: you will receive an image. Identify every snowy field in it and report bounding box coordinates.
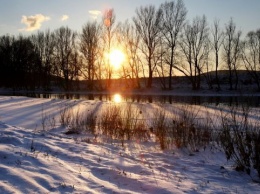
[0,96,260,193]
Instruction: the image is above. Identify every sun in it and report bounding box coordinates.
[109,49,125,69]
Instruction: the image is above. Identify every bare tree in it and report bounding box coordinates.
[95,45,107,90]
[54,26,78,91]
[179,15,210,90]
[80,21,101,90]
[102,9,116,89]
[211,19,224,90]
[31,30,55,90]
[133,5,162,88]
[160,0,187,90]
[223,18,242,90]
[12,35,41,90]
[242,29,260,90]
[0,35,15,87]
[155,36,168,89]
[116,21,142,89]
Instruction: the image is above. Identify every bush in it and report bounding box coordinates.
[59,104,73,127]
[82,109,97,134]
[170,105,210,151]
[121,104,149,142]
[59,104,87,134]
[152,108,169,150]
[151,105,212,151]
[59,102,213,151]
[99,104,122,141]
[99,104,149,146]
[219,105,260,177]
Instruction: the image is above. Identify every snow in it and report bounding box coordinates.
[0,96,260,193]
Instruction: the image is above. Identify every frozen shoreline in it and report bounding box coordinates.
[1,87,260,97]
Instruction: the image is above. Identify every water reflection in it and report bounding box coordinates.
[113,94,122,103]
[2,92,260,106]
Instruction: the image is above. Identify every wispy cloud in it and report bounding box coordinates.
[20,14,50,31]
[61,15,69,21]
[89,10,101,19]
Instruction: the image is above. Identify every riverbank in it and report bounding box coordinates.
[1,85,260,97]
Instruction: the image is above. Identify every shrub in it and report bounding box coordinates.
[59,104,73,127]
[41,105,56,131]
[169,105,207,151]
[59,104,85,134]
[68,107,83,133]
[219,105,260,177]
[82,109,97,134]
[121,104,149,142]
[99,104,122,141]
[152,108,169,150]
[99,103,149,146]
[151,105,212,151]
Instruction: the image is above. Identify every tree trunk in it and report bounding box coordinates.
[229,69,233,90]
[215,53,220,90]
[147,70,153,88]
[168,47,174,90]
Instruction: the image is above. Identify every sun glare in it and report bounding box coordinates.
[113,94,122,103]
[109,49,125,69]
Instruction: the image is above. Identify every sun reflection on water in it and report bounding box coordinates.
[113,94,122,103]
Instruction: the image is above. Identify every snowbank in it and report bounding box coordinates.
[0,96,259,193]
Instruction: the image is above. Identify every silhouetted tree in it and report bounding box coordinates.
[211,19,224,90]
[0,35,15,87]
[116,20,142,89]
[242,29,260,91]
[133,5,162,88]
[102,9,116,89]
[54,26,78,91]
[12,35,41,90]
[179,15,210,90]
[223,18,242,90]
[31,30,56,90]
[155,36,168,89]
[160,0,187,90]
[80,21,101,90]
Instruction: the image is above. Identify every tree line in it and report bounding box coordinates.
[0,0,259,91]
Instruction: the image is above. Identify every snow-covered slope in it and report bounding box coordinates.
[0,96,259,193]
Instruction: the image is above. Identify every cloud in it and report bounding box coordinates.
[20,14,50,31]
[61,15,69,21]
[89,10,101,19]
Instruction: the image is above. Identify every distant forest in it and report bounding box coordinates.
[0,0,259,91]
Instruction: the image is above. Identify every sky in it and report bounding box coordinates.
[0,0,259,36]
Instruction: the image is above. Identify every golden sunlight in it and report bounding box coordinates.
[113,94,122,103]
[109,49,125,69]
